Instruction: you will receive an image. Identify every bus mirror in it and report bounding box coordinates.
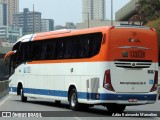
[4,50,17,65]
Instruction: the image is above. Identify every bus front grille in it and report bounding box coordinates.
[114,60,152,68]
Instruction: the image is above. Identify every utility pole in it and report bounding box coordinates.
[111,0,113,26]
[87,12,89,28]
[33,4,35,33]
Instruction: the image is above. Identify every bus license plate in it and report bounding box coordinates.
[130,51,145,58]
[128,99,138,102]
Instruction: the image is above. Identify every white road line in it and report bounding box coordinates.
[73,116,82,120]
[154,117,160,120]
[0,95,12,106]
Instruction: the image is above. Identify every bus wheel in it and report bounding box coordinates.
[69,88,80,111]
[79,104,90,111]
[55,100,61,105]
[106,104,126,113]
[21,89,27,102]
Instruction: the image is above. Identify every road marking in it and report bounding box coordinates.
[0,95,12,106]
[154,117,160,120]
[73,116,82,120]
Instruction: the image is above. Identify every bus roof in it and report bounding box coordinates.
[14,26,111,44]
[14,25,155,44]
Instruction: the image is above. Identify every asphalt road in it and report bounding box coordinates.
[0,94,160,120]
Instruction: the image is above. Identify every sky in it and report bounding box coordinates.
[19,0,130,26]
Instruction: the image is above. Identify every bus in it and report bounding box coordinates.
[4,26,158,113]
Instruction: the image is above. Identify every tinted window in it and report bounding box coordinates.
[15,32,102,63]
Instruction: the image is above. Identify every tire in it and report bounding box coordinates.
[21,89,27,102]
[17,87,21,95]
[69,88,80,111]
[79,104,90,111]
[106,104,126,113]
[55,100,61,104]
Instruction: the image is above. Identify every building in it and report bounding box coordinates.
[65,22,76,29]
[41,19,54,32]
[54,22,76,30]
[0,26,22,47]
[54,25,66,30]
[0,3,7,25]
[82,0,105,22]
[0,0,19,25]
[76,19,128,29]
[13,8,41,35]
[115,0,138,21]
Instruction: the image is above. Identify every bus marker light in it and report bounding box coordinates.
[149,80,154,84]
[96,94,100,99]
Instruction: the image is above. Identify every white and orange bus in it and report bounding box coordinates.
[5,26,158,113]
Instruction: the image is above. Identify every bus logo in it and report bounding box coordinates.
[132,63,136,67]
[132,32,137,38]
[130,51,145,58]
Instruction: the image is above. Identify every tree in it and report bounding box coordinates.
[129,0,160,25]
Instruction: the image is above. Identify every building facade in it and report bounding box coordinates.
[54,25,66,30]
[65,22,76,29]
[82,0,105,22]
[0,0,19,25]
[41,19,54,32]
[0,3,7,25]
[115,0,138,21]
[13,8,41,35]
[54,22,76,30]
[0,26,22,47]
[76,20,128,29]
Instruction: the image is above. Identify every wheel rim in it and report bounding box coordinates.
[71,92,76,107]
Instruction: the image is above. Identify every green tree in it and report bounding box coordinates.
[129,0,160,25]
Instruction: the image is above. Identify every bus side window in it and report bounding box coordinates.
[32,42,42,60]
[57,40,65,59]
[70,37,78,59]
[40,42,47,60]
[22,32,103,61]
[78,36,89,58]
[47,40,58,60]
[64,38,72,59]
[17,43,25,63]
[16,42,31,63]
[89,33,102,57]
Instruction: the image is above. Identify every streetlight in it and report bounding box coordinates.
[87,12,89,28]
[33,0,35,33]
[111,0,113,26]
